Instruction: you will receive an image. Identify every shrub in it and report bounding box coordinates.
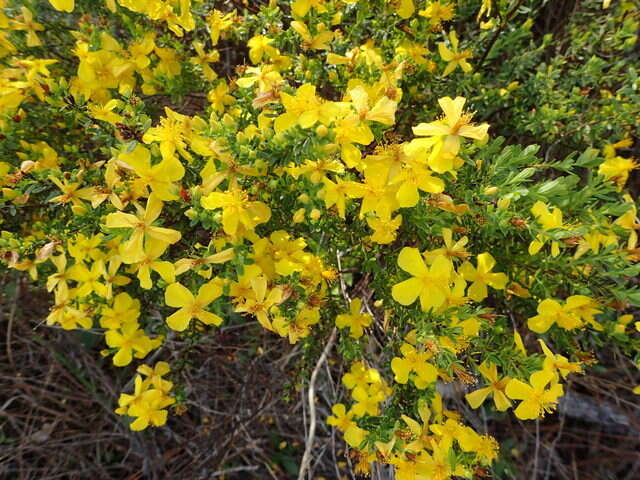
[1,0,638,477]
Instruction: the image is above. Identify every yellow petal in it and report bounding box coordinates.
[49,0,75,12]
[414,362,438,384]
[391,357,411,384]
[106,211,138,229]
[197,280,222,305]
[120,231,145,264]
[397,247,428,277]
[413,121,451,137]
[392,277,423,305]
[165,282,194,308]
[113,347,132,366]
[514,400,539,420]
[530,369,554,390]
[151,260,175,284]
[144,194,164,223]
[439,97,465,125]
[147,226,182,244]
[527,316,552,334]
[459,123,489,141]
[493,391,512,411]
[505,379,532,400]
[401,415,423,436]
[344,425,367,447]
[196,311,223,326]
[396,182,420,208]
[166,309,192,331]
[467,281,488,301]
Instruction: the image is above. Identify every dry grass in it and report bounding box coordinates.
[0,275,347,479]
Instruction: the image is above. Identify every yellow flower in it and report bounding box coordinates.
[48,175,96,214]
[290,21,334,51]
[391,343,438,388]
[206,9,235,46]
[129,237,175,289]
[538,339,582,379]
[344,424,368,447]
[119,145,185,201]
[342,361,382,391]
[351,385,384,416]
[164,280,224,331]
[208,80,235,114]
[201,187,271,237]
[391,157,444,208]
[348,85,397,126]
[68,260,107,298]
[319,176,350,218]
[116,376,175,431]
[598,155,637,189]
[336,298,373,338]
[46,254,71,299]
[174,247,235,277]
[142,108,191,161]
[274,83,336,133]
[105,193,182,264]
[234,276,283,331]
[528,201,564,257]
[88,99,123,124]
[137,361,173,393]
[103,258,131,300]
[389,0,415,18]
[505,370,564,420]
[564,295,601,327]
[190,41,219,81]
[273,307,320,343]
[99,292,140,330]
[438,31,473,76]
[105,322,157,366]
[14,7,44,47]
[423,227,470,263]
[391,248,452,312]
[259,231,309,277]
[527,295,598,333]
[412,96,489,159]
[514,330,527,355]
[291,0,327,18]
[344,163,397,218]
[465,362,511,411]
[459,252,508,301]
[367,214,402,244]
[326,403,356,432]
[247,35,278,64]
[400,407,431,452]
[419,1,455,25]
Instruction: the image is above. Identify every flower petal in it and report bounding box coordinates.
[165,282,194,308]
[397,247,428,277]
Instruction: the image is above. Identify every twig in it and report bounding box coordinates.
[209,464,259,477]
[297,327,337,480]
[544,404,567,480]
[5,280,21,367]
[336,251,351,303]
[533,418,540,479]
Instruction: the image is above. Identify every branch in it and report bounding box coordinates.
[477,0,526,68]
[297,327,337,480]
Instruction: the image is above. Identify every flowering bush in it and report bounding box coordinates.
[1,0,638,477]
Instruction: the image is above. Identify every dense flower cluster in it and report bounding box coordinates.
[1,0,638,477]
